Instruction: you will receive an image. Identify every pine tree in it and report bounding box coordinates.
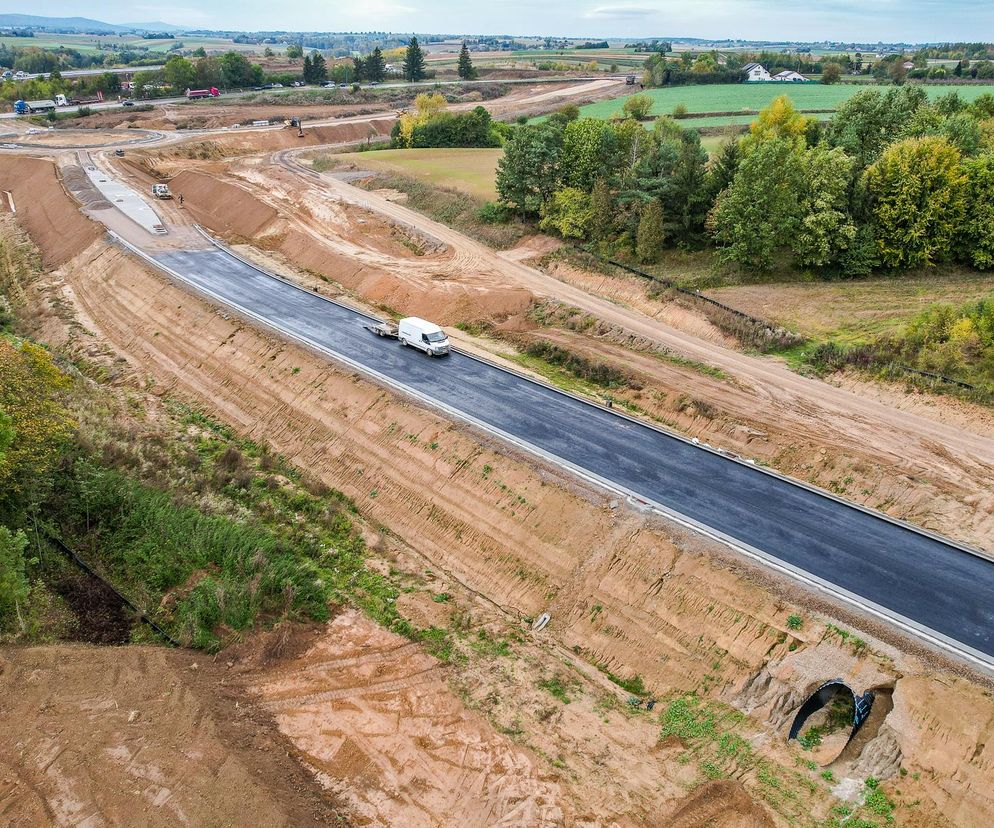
[403,37,426,82]
[457,42,477,80]
[353,57,365,81]
[310,51,328,84]
[366,47,386,82]
[636,200,665,263]
[302,54,313,84]
[589,178,613,241]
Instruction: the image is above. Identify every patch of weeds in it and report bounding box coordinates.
[432,592,452,603]
[469,629,512,658]
[537,676,576,704]
[787,614,804,630]
[607,671,647,696]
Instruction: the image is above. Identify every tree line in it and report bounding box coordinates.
[495,88,994,276]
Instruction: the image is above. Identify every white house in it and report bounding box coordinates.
[772,70,808,82]
[743,62,771,82]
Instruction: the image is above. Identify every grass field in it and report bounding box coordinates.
[0,32,271,56]
[329,148,503,199]
[710,270,994,344]
[574,83,994,121]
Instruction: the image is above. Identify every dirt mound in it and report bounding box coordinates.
[662,780,775,828]
[213,117,396,153]
[0,156,101,267]
[169,169,278,237]
[0,644,343,825]
[247,610,570,826]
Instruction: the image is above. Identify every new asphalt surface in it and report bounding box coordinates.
[155,247,994,663]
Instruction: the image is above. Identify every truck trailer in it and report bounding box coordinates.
[186,87,220,100]
[13,99,56,114]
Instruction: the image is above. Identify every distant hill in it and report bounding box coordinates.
[0,14,184,33]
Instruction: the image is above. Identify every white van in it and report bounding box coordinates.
[398,317,450,357]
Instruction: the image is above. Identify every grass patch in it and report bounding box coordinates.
[323,147,503,200]
[537,676,577,704]
[356,171,529,250]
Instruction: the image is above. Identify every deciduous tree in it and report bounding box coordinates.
[496,122,564,216]
[863,136,966,269]
[621,93,653,121]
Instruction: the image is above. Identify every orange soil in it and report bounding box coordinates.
[0,156,101,267]
[161,165,532,325]
[44,235,994,826]
[247,610,570,826]
[0,645,342,825]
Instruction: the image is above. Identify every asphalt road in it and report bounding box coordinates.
[1,75,625,120]
[154,246,994,665]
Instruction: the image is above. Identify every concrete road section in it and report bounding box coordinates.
[148,245,994,668]
[83,158,166,235]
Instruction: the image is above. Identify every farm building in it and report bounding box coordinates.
[772,70,809,82]
[743,62,771,82]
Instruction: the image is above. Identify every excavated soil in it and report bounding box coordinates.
[161,164,532,325]
[7,136,994,827]
[0,645,344,825]
[0,156,101,267]
[245,610,570,826]
[41,236,994,827]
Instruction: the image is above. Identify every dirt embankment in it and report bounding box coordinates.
[0,156,101,268]
[47,238,994,826]
[209,117,396,154]
[164,166,531,324]
[0,645,343,825]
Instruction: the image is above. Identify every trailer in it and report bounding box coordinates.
[186,87,220,100]
[13,99,57,114]
[364,321,398,338]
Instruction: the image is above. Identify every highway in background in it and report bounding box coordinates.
[126,241,994,671]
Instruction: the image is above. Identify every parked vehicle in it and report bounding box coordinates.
[186,87,220,100]
[122,99,135,106]
[151,183,172,199]
[399,317,450,356]
[114,149,125,157]
[626,73,637,84]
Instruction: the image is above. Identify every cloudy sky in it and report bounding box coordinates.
[23,0,992,42]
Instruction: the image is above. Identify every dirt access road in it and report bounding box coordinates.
[270,148,994,547]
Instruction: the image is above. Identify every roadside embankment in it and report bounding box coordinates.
[47,235,994,827]
[0,155,101,267]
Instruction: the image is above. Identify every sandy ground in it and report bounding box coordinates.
[0,645,344,825]
[26,228,993,826]
[246,610,570,827]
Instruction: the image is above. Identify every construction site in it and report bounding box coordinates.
[2,71,994,828]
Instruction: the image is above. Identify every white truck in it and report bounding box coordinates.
[366,316,450,356]
[150,183,172,199]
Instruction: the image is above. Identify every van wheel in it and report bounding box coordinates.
[400,338,407,347]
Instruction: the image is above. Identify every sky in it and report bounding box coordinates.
[18,0,994,43]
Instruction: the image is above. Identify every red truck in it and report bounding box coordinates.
[186,87,220,100]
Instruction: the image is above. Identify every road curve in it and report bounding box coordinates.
[135,241,994,669]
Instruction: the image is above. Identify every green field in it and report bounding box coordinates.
[328,147,502,199]
[0,32,273,57]
[574,83,994,121]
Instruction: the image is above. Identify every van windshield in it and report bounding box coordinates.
[425,331,447,343]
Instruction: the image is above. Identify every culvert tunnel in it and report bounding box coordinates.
[788,679,874,764]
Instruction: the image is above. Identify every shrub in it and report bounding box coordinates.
[672,103,689,119]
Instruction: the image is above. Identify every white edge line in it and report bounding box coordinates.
[109,231,994,676]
